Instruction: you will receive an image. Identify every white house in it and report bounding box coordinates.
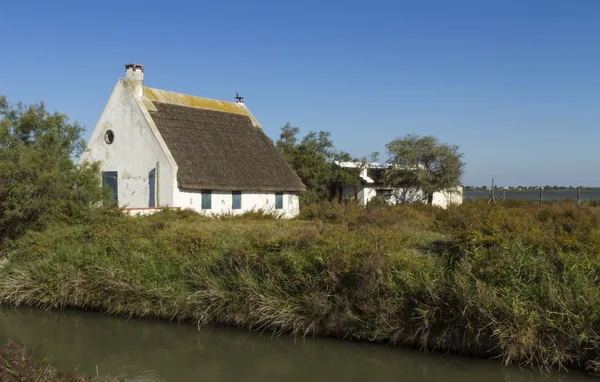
[81,64,306,217]
[337,162,463,208]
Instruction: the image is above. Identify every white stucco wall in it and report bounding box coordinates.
[431,187,464,208]
[363,187,377,205]
[80,76,176,208]
[343,185,463,209]
[337,162,463,209]
[175,189,300,218]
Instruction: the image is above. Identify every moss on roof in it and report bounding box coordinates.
[144,87,261,127]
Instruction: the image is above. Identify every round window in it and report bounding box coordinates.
[104,130,115,144]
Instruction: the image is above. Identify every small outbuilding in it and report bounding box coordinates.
[336,162,463,208]
[81,64,305,217]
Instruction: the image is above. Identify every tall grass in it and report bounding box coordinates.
[0,340,119,381]
[1,202,600,373]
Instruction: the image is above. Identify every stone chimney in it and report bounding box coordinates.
[124,63,144,97]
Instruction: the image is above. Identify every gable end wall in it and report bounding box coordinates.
[80,79,175,208]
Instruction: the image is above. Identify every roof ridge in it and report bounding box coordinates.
[143,87,261,127]
[145,87,239,106]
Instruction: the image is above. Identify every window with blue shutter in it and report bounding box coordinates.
[232,191,242,210]
[102,171,118,206]
[148,169,156,208]
[275,192,283,209]
[202,190,212,210]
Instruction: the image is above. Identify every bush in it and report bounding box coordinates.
[0,96,104,242]
[0,340,119,381]
[2,202,600,373]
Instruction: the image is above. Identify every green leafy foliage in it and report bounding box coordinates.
[3,201,600,372]
[0,96,104,242]
[385,134,464,204]
[276,123,359,205]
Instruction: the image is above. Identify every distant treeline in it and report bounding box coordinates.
[465,185,600,191]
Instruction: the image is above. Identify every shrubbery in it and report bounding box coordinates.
[0,96,104,244]
[0,340,119,381]
[1,201,600,373]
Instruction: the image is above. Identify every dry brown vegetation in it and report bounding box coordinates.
[1,201,600,374]
[0,340,119,381]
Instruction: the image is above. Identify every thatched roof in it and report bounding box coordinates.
[148,101,305,192]
[144,87,261,127]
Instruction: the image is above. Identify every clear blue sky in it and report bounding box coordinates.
[1,0,598,186]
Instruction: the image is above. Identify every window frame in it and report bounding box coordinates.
[275,192,283,209]
[102,171,118,206]
[104,130,115,144]
[201,190,212,210]
[232,191,242,210]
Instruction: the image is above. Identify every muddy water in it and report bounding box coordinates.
[0,306,594,382]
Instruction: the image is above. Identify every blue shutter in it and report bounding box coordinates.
[232,191,242,210]
[275,192,283,209]
[202,190,212,210]
[102,171,118,205]
[148,169,156,208]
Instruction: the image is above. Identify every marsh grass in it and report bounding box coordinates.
[1,202,600,373]
[0,340,119,381]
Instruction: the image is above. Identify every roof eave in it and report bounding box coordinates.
[179,184,306,193]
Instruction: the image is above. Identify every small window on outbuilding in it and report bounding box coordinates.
[201,190,212,210]
[232,191,242,210]
[275,192,283,209]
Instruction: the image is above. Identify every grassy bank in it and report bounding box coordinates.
[1,202,600,373]
[0,340,118,381]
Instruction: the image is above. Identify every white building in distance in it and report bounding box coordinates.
[337,161,463,208]
[81,64,305,217]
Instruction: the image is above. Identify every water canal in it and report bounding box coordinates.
[0,306,595,381]
[464,189,600,202]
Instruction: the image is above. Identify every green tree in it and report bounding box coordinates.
[0,96,104,241]
[384,134,464,205]
[276,123,358,205]
[369,151,380,163]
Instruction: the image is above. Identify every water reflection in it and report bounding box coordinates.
[0,306,593,382]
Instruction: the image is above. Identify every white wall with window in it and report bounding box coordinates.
[174,190,300,218]
[101,171,119,204]
[341,184,462,208]
[80,75,175,208]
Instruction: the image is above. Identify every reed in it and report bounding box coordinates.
[1,202,599,373]
[0,340,119,381]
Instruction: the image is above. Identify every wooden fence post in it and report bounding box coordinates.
[487,178,496,205]
[577,186,581,208]
[539,187,543,206]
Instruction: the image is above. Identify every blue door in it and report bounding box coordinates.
[102,171,118,205]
